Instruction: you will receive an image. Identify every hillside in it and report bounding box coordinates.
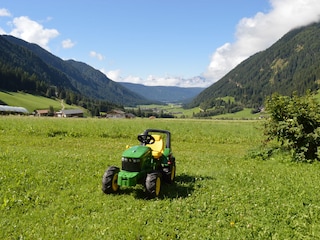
[119,82,204,103]
[0,35,152,107]
[189,22,320,110]
[0,91,76,113]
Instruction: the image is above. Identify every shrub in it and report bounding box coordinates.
[264,91,320,162]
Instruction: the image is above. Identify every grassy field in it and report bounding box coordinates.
[0,91,76,112]
[132,104,201,118]
[135,104,261,119]
[1,117,320,239]
[1,91,262,119]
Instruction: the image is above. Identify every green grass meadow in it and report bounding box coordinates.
[1,117,320,239]
[0,91,76,112]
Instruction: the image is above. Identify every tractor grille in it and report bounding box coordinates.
[122,157,141,172]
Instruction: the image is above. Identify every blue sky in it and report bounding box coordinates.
[1,0,320,87]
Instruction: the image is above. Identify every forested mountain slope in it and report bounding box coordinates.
[189,22,320,109]
[0,35,151,107]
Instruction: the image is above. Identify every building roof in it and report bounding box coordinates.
[0,105,29,114]
[108,109,125,114]
[36,109,50,114]
[60,109,83,115]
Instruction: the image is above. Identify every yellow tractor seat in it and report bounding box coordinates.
[147,134,164,158]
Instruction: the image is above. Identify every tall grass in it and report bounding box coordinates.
[1,117,320,239]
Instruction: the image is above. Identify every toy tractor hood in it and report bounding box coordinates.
[122,145,150,158]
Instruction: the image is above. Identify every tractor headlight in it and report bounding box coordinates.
[122,157,128,162]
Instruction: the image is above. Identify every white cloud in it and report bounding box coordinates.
[142,75,201,87]
[102,70,207,88]
[0,8,11,34]
[62,38,75,49]
[106,0,320,88]
[0,8,11,17]
[90,51,105,61]
[123,75,144,84]
[139,75,207,87]
[204,0,320,84]
[104,69,121,81]
[9,16,59,50]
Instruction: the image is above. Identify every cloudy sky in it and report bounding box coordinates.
[1,0,320,87]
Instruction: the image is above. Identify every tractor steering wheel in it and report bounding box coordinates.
[138,134,155,145]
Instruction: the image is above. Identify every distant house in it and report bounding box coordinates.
[104,110,135,119]
[125,113,136,119]
[35,109,50,117]
[106,110,126,118]
[56,109,84,118]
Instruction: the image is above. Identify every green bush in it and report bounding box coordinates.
[264,91,320,162]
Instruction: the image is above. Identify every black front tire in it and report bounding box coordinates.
[102,166,120,194]
[145,172,161,198]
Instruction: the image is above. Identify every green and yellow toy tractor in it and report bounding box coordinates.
[102,129,176,198]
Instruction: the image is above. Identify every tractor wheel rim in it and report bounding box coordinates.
[171,166,175,181]
[155,177,161,196]
[112,173,119,191]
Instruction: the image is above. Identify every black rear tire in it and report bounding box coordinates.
[102,166,120,194]
[145,172,161,198]
[162,163,176,184]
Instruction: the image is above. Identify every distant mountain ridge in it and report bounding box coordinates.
[4,21,320,113]
[189,22,320,109]
[0,34,206,107]
[0,35,152,107]
[119,82,204,103]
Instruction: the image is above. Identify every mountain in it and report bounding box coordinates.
[189,22,320,110]
[119,82,204,103]
[0,35,152,107]
[0,35,78,92]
